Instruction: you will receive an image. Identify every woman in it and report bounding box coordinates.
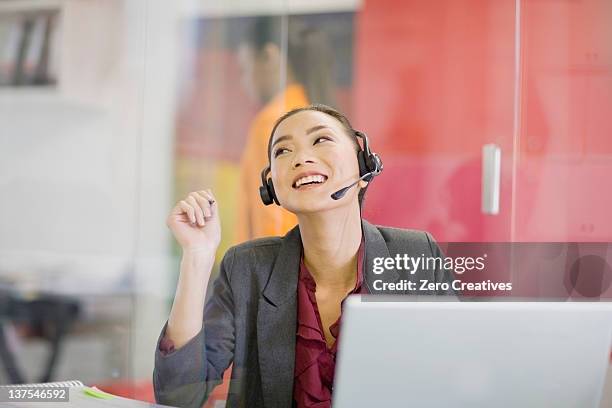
[154,105,454,408]
[236,16,336,242]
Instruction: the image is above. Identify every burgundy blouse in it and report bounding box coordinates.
[293,242,365,408]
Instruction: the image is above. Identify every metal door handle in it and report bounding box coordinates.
[482,144,501,215]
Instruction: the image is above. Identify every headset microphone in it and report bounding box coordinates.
[330,172,375,200]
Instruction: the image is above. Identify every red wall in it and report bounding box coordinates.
[354,0,612,242]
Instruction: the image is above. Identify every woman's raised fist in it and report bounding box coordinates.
[166,189,221,254]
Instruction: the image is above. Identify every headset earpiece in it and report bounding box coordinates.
[259,167,279,206]
[357,149,370,179]
[355,131,383,181]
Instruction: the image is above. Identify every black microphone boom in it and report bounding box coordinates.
[330,172,374,200]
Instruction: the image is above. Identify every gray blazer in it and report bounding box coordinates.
[153,220,455,408]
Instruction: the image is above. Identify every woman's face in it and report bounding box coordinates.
[270,110,364,214]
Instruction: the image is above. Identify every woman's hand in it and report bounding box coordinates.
[166,189,221,255]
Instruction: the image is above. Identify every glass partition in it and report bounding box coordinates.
[1,0,611,406]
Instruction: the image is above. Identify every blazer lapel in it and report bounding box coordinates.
[257,225,302,408]
[361,220,400,294]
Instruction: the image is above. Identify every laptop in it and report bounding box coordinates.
[333,296,612,408]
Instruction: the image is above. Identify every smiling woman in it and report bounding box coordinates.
[153,104,455,408]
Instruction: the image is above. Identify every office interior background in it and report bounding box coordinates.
[0,0,611,405]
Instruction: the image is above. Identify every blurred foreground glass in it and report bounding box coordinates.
[0,0,174,402]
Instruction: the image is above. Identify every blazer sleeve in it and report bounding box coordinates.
[153,247,236,408]
[425,232,459,297]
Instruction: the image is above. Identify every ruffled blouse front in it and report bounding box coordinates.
[293,242,365,408]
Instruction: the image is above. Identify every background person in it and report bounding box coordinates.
[236,16,337,242]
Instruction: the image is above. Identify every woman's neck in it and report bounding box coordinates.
[297,203,363,291]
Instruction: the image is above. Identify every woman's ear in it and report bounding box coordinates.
[358,180,369,189]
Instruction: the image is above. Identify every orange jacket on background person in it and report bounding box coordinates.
[235,84,309,243]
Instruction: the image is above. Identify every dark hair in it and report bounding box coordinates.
[266,104,369,208]
[245,16,336,107]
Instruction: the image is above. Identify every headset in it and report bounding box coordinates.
[259,130,383,206]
